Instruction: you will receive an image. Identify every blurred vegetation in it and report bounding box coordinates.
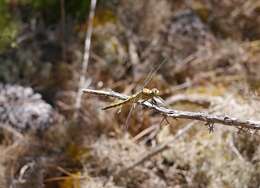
[0,0,19,51]
[0,0,116,49]
[1,0,260,188]
[21,0,91,22]
[0,0,116,88]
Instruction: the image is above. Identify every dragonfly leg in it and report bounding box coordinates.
[141,98,157,106]
[117,106,122,114]
[159,115,171,126]
[140,98,151,105]
[151,98,157,105]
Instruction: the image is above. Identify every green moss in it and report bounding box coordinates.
[0,0,19,51]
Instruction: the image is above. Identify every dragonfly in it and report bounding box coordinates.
[102,59,167,128]
[102,88,160,110]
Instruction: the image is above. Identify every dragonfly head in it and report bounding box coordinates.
[151,88,160,96]
[143,88,160,96]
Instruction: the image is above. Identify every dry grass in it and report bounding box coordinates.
[1,0,260,187]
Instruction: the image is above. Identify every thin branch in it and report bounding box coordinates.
[82,88,260,130]
[133,124,158,142]
[75,0,97,118]
[229,134,245,161]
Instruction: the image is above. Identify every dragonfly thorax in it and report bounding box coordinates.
[142,88,159,96]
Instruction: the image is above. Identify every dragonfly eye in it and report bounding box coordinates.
[152,88,159,95]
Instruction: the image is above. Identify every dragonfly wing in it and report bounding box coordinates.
[124,103,136,130]
[141,58,167,89]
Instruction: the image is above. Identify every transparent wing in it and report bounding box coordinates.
[141,58,167,89]
[124,103,136,130]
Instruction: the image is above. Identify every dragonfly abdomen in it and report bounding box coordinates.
[102,92,144,110]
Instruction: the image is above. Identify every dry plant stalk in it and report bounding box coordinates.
[75,0,97,118]
[82,88,260,131]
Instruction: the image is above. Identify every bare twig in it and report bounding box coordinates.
[82,88,260,130]
[229,134,245,161]
[75,0,97,118]
[170,79,192,92]
[133,124,158,142]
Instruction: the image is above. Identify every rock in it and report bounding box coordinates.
[0,84,54,133]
